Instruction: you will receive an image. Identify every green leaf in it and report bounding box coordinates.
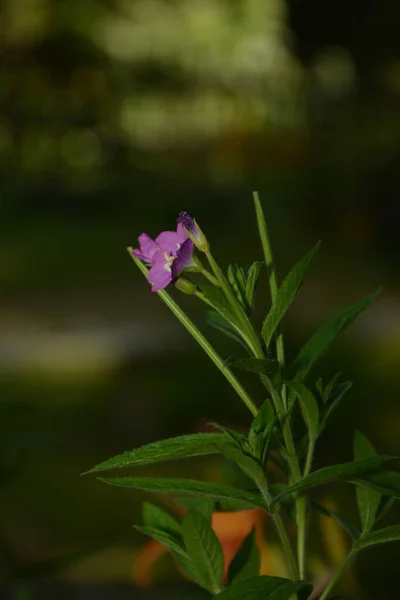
[320,380,353,432]
[134,526,187,557]
[142,502,181,535]
[261,243,320,348]
[178,497,215,522]
[376,495,396,522]
[225,357,280,379]
[228,264,247,309]
[249,401,275,464]
[215,443,267,492]
[245,262,263,310]
[227,527,260,585]
[83,433,225,474]
[272,456,394,502]
[200,285,241,330]
[289,289,381,381]
[98,477,266,509]
[210,423,247,450]
[287,382,319,441]
[354,431,382,533]
[352,470,400,498]
[206,311,248,349]
[355,525,400,552]
[311,502,361,540]
[214,575,308,599]
[182,510,224,594]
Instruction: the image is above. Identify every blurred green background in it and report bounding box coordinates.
[0,0,399,598]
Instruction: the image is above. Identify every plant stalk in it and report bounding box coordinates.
[128,249,258,416]
[319,550,356,600]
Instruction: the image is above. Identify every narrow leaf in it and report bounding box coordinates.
[206,311,248,349]
[199,285,241,330]
[376,495,396,522]
[83,433,225,474]
[245,262,263,310]
[287,382,319,441]
[249,401,275,464]
[355,525,400,551]
[227,527,260,585]
[178,497,215,522]
[182,510,224,594]
[142,502,181,536]
[216,443,267,492]
[352,470,400,498]
[320,381,353,431]
[99,477,265,509]
[134,526,187,557]
[225,357,280,378]
[289,289,381,381]
[311,502,361,540]
[273,456,394,502]
[214,575,308,599]
[354,431,382,532]
[262,243,320,348]
[228,264,247,309]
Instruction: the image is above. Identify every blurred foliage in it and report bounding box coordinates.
[0,0,399,598]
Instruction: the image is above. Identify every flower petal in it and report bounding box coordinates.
[176,222,189,244]
[148,251,174,291]
[172,238,194,277]
[136,233,159,262]
[155,230,179,252]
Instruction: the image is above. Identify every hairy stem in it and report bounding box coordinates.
[129,249,258,416]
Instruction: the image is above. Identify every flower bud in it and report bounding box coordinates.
[174,277,197,295]
[177,211,209,253]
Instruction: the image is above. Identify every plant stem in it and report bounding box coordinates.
[204,249,265,359]
[253,191,286,376]
[128,250,258,416]
[297,440,315,578]
[319,550,356,600]
[259,483,299,580]
[199,267,219,286]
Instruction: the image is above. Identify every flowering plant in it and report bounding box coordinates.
[85,194,400,599]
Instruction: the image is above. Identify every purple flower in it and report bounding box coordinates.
[177,211,209,252]
[133,223,195,292]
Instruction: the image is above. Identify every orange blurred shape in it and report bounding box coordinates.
[133,508,267,588]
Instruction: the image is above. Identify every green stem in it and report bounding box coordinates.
[259,483,299,580]
[253,192,287,405]
[319,550,356,600]
[199,267,219,286]
[205,249,264,358]
[128,249,258,417]
[297,440,315,578]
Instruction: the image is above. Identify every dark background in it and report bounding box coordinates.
[0,1,399,598]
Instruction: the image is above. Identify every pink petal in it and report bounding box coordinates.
[172,239,194,277]
[155,230,180,252]
[138,233,159,262]
[148,251,173,291]
[176,222,189,244]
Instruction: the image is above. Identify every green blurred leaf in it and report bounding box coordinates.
[320,380,353,432]
[289,289,381,381]
[287,382,319,441]
[261,243,320,348]
[182,510,224,594]
[311,502,361,540]
[142,502,181,535]
[227,527,260,585]
[355,525,400,551]
[245,262,263,310]
[273,456,394,502]
[248,401,275,464]
[99,477,265,508]
[376,495,396,522]
[134,526,187,556]
[354,431,382,533]
[214,575,308,599]
[83,433,225,474]
[225,357,279,378]
[206,311,248,349]
[178,498,215,522]
[352,470,400,498]
[228,264,247,309]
